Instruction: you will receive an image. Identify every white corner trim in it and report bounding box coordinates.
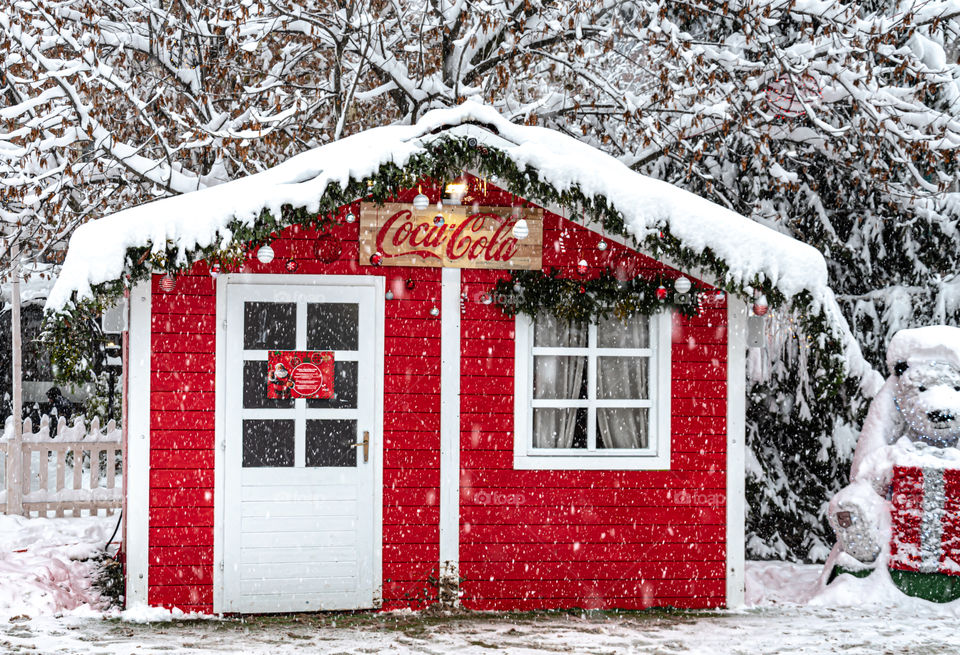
[512,312,672,471]
[125,280,152,607]
[212,275,228,614]
[726,295,747,609]
[439,268,461,594]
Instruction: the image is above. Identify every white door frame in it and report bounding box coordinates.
[213,273,385,613]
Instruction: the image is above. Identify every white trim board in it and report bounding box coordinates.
[439,268,461,602]
[125,280,152,607]
[725,295,747,609]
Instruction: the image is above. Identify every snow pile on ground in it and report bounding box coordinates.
[0,514,115,620]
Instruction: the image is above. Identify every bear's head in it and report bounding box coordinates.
[894,359,960,448]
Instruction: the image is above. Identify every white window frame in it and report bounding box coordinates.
[513,311,672,470]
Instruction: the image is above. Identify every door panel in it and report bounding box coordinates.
[221,282,378,612]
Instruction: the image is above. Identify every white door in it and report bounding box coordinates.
[220,280,379,612]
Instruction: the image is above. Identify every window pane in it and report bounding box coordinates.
[597,315,649,348]
[596,357,649,399]
[243,360,294,409]
[243,419,295,467]
[533,356,587,400]
[306,419,357,467]
[533,408,587,448]
[306,360,358,409]
[597,408,649,449]
[307,303,358,350]
[534,314,587,348]
[243,302,296,350]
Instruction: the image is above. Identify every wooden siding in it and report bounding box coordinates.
[458,210,728,610]
[145,178,728,612]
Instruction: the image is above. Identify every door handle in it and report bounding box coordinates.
[350,431,370,463]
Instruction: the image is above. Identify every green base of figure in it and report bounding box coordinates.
[829,566,960,603]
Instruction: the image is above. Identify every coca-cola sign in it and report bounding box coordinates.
[359,202,543,270]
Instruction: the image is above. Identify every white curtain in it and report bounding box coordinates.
[532,315,586,448]
[596,316,649,448]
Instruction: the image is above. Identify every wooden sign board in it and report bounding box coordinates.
[359,202,543,270]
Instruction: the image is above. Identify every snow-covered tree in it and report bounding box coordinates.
[3,0,959,559]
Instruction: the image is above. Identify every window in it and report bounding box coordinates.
[514,312,671,470]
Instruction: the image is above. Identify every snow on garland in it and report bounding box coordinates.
[40,103,877,396]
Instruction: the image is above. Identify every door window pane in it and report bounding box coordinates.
[243,419,295,467]
[597,315,648,348]
[306,419,357,467]
[597,408,648,449]
[307,360,358,409]
[533,408,587,448]
[243,360,294,409]
[533,356,587,399]
[596,357,649,399]
[244,302,296,350]
[307,303,358,350]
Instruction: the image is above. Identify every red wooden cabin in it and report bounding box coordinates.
[47,103,829,614]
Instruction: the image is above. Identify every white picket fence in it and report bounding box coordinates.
[0,415,123,517]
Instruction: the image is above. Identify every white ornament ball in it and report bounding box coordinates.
[344,212,356,224]
[597,240,608,251]
[674,276,692,294]
[256,245,275,264]
[413,193,430,210]
[429,306,440,317]
[512,218,530,240]
[385,290,394,300]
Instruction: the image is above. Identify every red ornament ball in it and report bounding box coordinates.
[370,252,383,266]
[576,259,589,275]
[405,278,416,290]
[579,284,586,294]
[159,275,176,293]
[209,264,221,278]
[285,259,298,272]
[655,285,668,300]
[314,234,341,263]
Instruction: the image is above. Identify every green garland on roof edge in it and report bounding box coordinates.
[492,269,704,323]
[42,135,843,398]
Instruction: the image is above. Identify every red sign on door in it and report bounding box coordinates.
[266,351,334,399]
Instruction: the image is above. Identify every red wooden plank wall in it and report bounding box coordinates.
[459,211,729,610]
[146,178,728,612]
[147,198,444,613]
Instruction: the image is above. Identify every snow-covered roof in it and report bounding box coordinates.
[46,101,828,312]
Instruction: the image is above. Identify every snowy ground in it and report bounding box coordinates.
[4,517,960,654]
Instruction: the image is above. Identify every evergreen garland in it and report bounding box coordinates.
[491,268,705,323]
[42,134,842,401]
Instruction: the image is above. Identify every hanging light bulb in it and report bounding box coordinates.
[674,276,692,294]
[256,245,275,263]
[512,218,530,240]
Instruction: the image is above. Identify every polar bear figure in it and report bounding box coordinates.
[828,325,960,564]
